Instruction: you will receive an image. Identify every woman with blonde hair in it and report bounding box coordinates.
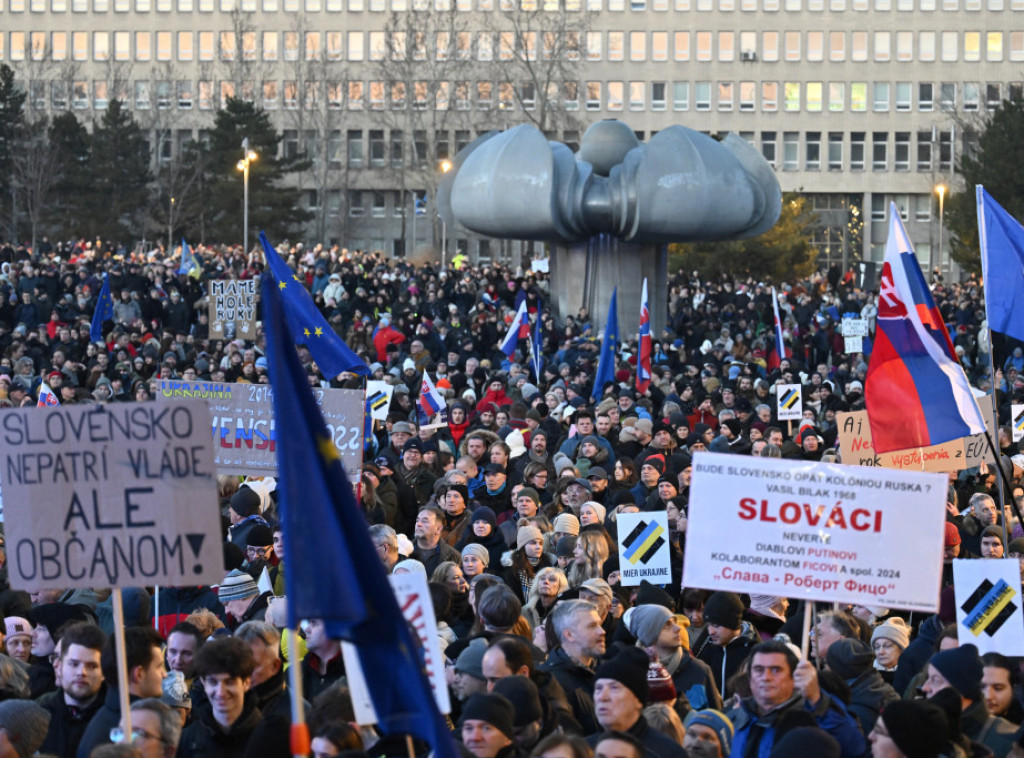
[567,531,609,587]
[523,566,568,631]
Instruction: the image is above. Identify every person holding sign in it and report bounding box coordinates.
[726,640,865,758]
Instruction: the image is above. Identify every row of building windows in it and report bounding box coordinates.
[2,0,1021,13]
[27,76,1022,113]
[5,28,1023,64]
[752,130,961,173]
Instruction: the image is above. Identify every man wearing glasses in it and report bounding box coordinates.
[110,699,181,758]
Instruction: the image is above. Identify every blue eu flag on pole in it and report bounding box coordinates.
[261,272,458,758]
[178,238,197,276]
[591,288,618,403]
[260,232,369,378]
[90,274,114,343]
[977,186,1024,344]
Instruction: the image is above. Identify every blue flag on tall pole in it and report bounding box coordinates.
[531,298,543,379]
[262,271,458,758]
[591,287,618,403]
[178,238,200,277]
[260,232,369,378]
[89,274,114,343]
[977,186,1024,343]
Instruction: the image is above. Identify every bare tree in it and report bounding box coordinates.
[484,0,590,135]
[10,117,62,252]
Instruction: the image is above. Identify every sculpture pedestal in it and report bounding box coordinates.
[551,234,667,338]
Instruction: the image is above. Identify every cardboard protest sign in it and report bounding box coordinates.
[617,511,672,587]
[1014,404,1024,443]
[837,406,995,473]
[683,452,946,610]
[841,318,868,354]
[954,559,1024,655]
[366,381,395,422]
[157,381,364,480]
[342,571,451,722]
[208,280,257,340]
[776,384,802,422]
[0,401,223,590]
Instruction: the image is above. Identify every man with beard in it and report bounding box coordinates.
[38,623,107,758]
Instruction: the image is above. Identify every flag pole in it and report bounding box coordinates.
[977,185,1016,544]
[287,627,310,758]
[111,588,133,739]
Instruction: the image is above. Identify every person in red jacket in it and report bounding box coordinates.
[481,378,513,409]
[373,314,405,362]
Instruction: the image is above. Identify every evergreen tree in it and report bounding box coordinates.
[946,99,1024,273]
[47,112,91,239]
[201,97,311,247]
[670,193,818,281]
[85,100,151,245]
[0,64,27,240]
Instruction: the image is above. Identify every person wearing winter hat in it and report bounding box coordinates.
[0,700,51,758]
[696,592,757,699]
[870,618,911,685]
[491,676,546,750]
[3,617,32,663]
[553,513,581,542]
[217,568,267,629]
[579,579,613,623]
[589,647,687,758]
[501,525,554,605]
[768,726,841,758]
[455,639,491,702]
[555,536,577,571]
[630,603,722,712]
[729,640,865,758]
[825,637,899,736]
[980,524,1006,558]
[746,595,788,640]
[923,642,1017,755]
[682,709,734,758]
[462,543,491,580]
[870,699,950,758]
[463,506,509,570]
[460,692,518,758]
[580,502,607,528]
[226,485,268,548]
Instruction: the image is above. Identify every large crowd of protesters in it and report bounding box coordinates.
[1,238,1024,758]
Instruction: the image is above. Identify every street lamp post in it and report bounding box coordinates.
[440,160,452,268]
[935,183,947,279]
[168,196,175,255]
[236,138,257,253]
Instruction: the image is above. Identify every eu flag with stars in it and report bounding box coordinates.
[262,271,458,758]
[90,273,114,343]
[260,232,369,378]
[591,287,618,402]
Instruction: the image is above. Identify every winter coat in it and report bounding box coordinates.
[962,699,1017,758]
[540,646,599,734]
[727,692,867,758]
[37,685,107,758]
[585,714,687,758]
[842,669,899,736]
[178,693,263,758]
[153,585,225,635]
[696,621,759,698]
[75,688,139,758]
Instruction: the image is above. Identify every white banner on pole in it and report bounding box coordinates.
[953,559,1024,655]
[343,571,450,724]
[617,511,672,587]
[366,381,396,421]
[1013,404,1024,443]
[683,452,947,610]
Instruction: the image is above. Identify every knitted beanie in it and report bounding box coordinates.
[492,676,543,727]
[218,569,259,603]
[929,643,984,701]
[556,535,577,558]
[871,618,911,650]
[0,700,51,758]
[553,513,581,536]
[595,646,650,705]
[881,700,950,758]
[647,652,677,703]
[229,486,262,518]
[582,501,607,524]
[462,543,490,567]
[684,709,734,755]
[703,591,744,629]
[459,693,516,739]
[629,604,674,647]
[471,506,498,529]
[944,522,961,546]
[517,487,541,507]
[517,525,544,550]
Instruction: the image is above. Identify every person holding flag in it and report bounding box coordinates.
[178,238,201,279]
[636,278,652,396]
[419,371,448,426]
[37,381,60,407]
[591,288,619,404]
[499,299,530,358]
[769,286,788,370]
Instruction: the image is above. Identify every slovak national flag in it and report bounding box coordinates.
[418,372,447,424]
[769,287,788,370]
[37,381,60,407]
[864,205,984,453]
[499,299,530,358]
[636,278,652,395]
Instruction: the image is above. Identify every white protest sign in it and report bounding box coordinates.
[208,279,257,339]
[617,511,672,587]
[776,384,803,422]
[683,452,947,610]
[0,401,223,590]
[842,318,868,354]
[1014,404,1024,443]
[342,570,451,723]
[953,559,1024,655]
[366,381,395,422]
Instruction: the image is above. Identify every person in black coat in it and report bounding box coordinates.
[37,622,108,758]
